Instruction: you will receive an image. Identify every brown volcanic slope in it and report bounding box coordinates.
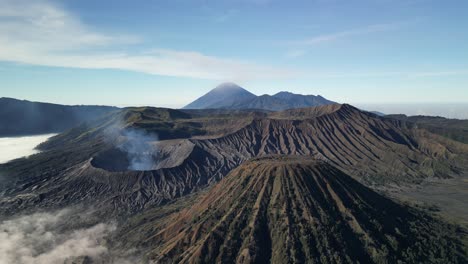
[142,156,466,264]
[1,104,467,215]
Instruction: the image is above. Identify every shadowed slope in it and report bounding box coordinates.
[0,97,118,136]
[146,156,467,263]
[1,104,467,216]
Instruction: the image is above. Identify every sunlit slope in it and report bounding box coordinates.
[1,104,467,215]
[147,156,467,263]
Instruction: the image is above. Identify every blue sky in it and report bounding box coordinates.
[0,0,467,108]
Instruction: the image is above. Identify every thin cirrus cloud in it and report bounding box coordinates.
[2,0,465,82]
[302,70,468,79]
[284,23,401,58]
[284,49,307,59]
[0,0,296,81]
[291,23,401,46]
[410,70,468,77]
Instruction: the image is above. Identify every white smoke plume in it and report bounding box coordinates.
[118,128,158,171]
[0,209,116,264]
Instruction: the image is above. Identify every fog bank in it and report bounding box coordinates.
[0,209,117,264]
[0,134,56,164]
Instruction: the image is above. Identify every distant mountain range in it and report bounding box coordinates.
[184,82,335,111]
[387,114,468,144]
[0,83,334,136]
[0,97,118,136]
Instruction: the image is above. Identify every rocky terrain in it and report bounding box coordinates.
[1,104,467,216]
[1,103,467,263]
[126,156,466,263]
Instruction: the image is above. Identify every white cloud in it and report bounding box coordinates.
[0,134,57,164]
[0,0,135,50]
[290,23,401,46]
[0,209,116,264]
[309,70,468,79]
[282,22,402,58]
[0,0,296,80]
[410,70,468,77]
[285,49,307,58]
[1,1,461,83]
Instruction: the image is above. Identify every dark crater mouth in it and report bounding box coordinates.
[91,147,157,172]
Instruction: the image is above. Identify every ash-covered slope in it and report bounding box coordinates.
[146,156,467,263]
[1,104,467,216]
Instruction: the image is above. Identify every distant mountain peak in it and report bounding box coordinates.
[184,83,336,111]
[273,91,294,96]
[209,82,255,97]
[183,82,256,109]
[212,82,245,91]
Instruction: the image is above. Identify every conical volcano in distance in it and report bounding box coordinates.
[183,82,257,109]
[183,83,335,111]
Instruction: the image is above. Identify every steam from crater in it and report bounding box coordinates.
[119,128,158,171]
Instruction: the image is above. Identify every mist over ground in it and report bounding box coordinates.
[0,209,114,264]
[0,134,56,164]
[0,208,139,264]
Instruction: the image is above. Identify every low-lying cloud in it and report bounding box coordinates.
[0,209,116,264]
[0,134,56,164]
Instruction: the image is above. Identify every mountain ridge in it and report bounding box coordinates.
[138,156,467,263]
[385,114,468,144]
[1,103,468,263]
[183,83,335,111]
[2,103,467,216]
[183,83,257,109]
[0,97,118,136]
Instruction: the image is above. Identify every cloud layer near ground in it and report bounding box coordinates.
[0,209,116,264]
[0,134,56,164]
